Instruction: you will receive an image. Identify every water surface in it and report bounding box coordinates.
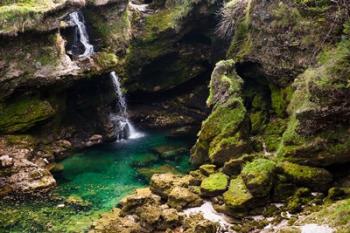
[0,131,192,233]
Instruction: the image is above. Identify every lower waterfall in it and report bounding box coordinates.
[110,71,144,140]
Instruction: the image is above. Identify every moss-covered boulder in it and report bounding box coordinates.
[241,158,277,197]
[279,162,332,191]
[223,176,254,214]
[0,97,55,133]
[200,172,229,197]
[191,60,251,166]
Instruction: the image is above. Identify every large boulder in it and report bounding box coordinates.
[241,158,277,197]
[223,176,254,214]
[191,60,251,166]
[167,186,203,210]
[278,162,333,191]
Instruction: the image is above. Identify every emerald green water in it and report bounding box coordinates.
[0,131,193,233]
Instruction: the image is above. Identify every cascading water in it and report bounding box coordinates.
[110,71,144,140]
[68,11,143,140]
[69,11,94,58]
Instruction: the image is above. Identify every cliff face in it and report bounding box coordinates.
[0,0,219,196]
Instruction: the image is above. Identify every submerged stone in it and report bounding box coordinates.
[130,153,159,168]
[200,172,229,197]
[136,164,180,181]
[151,145,188,160]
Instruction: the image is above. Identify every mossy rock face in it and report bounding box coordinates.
[0,0,84,35]
[277,34,350,166]
[0,97,55,133]
[241,158,277,197]
[200,172,229,197]
[223,176,254,214]
[191,60,251,166]
[296,198,350,233]
[279,162,332,191]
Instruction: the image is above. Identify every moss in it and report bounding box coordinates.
[200,172,229,197]
[299,198,350,233]
[94,52,119,70]
[223,176,254,213]
[286,187,311,213]
[269,84,294,118]
[278,162,332,191]
[84,6,130,53]
[227,0,253,60]
[4,134,36,146]
[0,0,65,34]
[241,159,276,197]
[261,118,288,152]
[0,97,55,133]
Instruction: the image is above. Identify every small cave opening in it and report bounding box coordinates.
[179,31,212,45]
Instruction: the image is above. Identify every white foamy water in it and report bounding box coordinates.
[69,11,94,58]
[300,224,334,233]
[184,201,233,232]
[110,72,144,140]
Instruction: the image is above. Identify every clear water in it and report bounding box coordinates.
[0,131,193,233]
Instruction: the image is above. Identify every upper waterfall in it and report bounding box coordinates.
[110,72,144,140]
[69,11,94,58]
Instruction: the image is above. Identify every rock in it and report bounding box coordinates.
[200,172,229,197]
[89,208,142,233]
[183,214,219,233]
[241,158,276,197]
[223,176,254,214]
[151,145,188,160]
[137,165,180,181]
[150,173,195,199]
[119,188,161,215]
[189,169,206,186]
[168,186,203,210]
[86,134,103,147]
[199,164,216,176]
[0,98,56,133]
[65,195,92,210]
[222,158,243,176]
[279,162,333,191]
[0,155,14,168]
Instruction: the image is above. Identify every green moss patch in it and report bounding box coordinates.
[0,97,55,133]
[200,172,229,197]
[241,159,276,197]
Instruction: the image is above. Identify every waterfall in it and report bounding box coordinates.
[68,11,143,140]
[110,72,144,140]
[69,11,94,58]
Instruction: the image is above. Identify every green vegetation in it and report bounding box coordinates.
[0,0,65,34]
[223,176,253,212]
[0,97,55,133]
[200,172,229,196]
[241,159,276,197]
[279,162,332,191]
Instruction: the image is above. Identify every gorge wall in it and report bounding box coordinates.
[0,0,220,196]
[1,0,350,232]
